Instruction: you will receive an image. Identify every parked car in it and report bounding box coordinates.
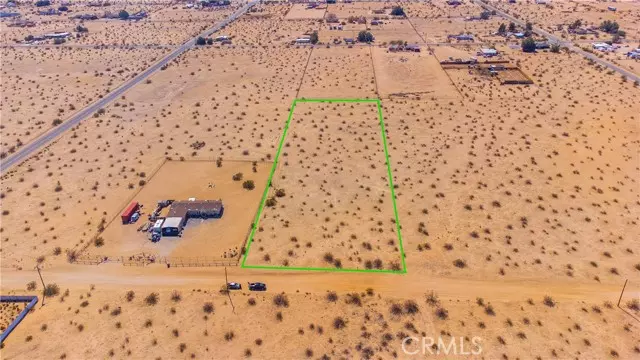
[248,282,266,291]
[227,282,241,290]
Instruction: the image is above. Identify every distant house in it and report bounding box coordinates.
[295,37,311,44]
[344,38,355,44]
[513,32,525,38]
[73,14,98,20]
[8,20,35,27]
[592,42,613,52]
[329,25,343,30]
[535,0,547,4]
[405,44,421,52]
[160,199,224,236]
[372,9,386,14]
[508,0,516,3]
[449,34,473,41]
[0,11,20,18]
[535,41,550,49]
[478,48,498,57]
[388,44,402,52]
[38,8,60,15]
[388,44,420,52]
[44,32,70,39]
[607,6,616,11]
[446,0,462,5]
[128,11,147,20]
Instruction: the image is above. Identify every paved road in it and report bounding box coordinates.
[472,0,640,83]
[1,44,178,50]
[0,1,257,174]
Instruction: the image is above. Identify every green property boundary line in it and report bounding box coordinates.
[241,98,406,274]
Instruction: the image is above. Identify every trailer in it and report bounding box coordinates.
[121,201,140,224]
[152,219,164,234]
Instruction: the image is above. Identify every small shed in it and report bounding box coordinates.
[479,48,498,57]
[152,219,164,234]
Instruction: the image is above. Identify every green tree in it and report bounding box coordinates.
[310,30,318,44]
[390,6,405,16]
[357,30,374,43]
[498,23,507,34]
[118,10,129,20]
[480,11,490,20]
[611,33,621,44]
[599,20,619,34]
[568,19,582,30]
[508,22,516,32]
[550,43,561,53]
[525,22,533,32]
[521,37,536,53]
[196,36,206,45]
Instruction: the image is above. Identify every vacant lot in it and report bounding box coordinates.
[245,101,402,270]
[299,46,377,99]
[372,48,461,99]
[0,47,165,156]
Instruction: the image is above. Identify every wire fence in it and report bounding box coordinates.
[70,254,239,268]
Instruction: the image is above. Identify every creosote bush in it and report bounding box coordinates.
[145,292,159,306]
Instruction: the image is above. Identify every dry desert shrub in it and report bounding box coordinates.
[273,294,289,308]
[171,290,182,303]
[144,293,159,306]
[203,302,215,314]
[44,283,60,297]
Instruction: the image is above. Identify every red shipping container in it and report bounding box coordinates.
[121,202,139,224]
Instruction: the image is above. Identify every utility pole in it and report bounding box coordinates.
[224,267,235,313]
[36,265,46,307]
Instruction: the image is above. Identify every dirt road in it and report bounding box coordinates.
[2,263,633,304]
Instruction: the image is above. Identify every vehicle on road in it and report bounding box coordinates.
[248,282,266,291]
[227,282,242,290]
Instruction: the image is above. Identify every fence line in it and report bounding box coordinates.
[70,254,239,268]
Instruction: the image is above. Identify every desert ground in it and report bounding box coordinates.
[1,0,639,359]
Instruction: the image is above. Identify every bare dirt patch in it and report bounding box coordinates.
[87,160,271,261]
[372,47,460,99]
[246,101,402,270]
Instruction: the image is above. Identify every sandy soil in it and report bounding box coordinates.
[246,102,400,270]
[372,47,461,99]
[0,273,638,359]
[299,46,377,98]
[1,2,639,359]
[89,160,271,261]
[284,3,327,20]
[0,47,166,156]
